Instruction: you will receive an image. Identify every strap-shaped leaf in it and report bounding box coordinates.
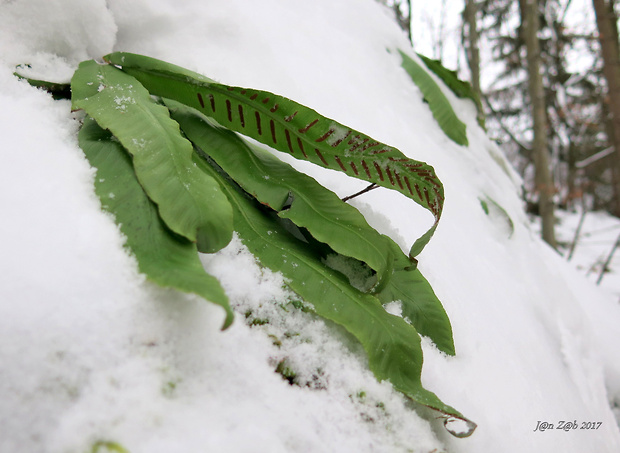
[13,66,71,100]
[191,151,475,437]
[417,53,485,129]
[398,50,469,147]
[167,101,395,292]
[103,52,443,258]
[78,116,233,329]
[479,195,514,238]
[169,101,454,352]
[378,241,455,355]
[71,60,233,253]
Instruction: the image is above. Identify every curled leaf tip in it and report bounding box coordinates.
[444,416,477,438]
[220,311,235,331]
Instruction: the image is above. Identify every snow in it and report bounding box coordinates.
[1,0,619,452]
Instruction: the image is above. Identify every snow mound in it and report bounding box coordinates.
[1,0,619,452]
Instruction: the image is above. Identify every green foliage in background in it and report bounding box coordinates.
[22,52,476,437]
[398,50,469,146]
[417,53,486,129]
[479,195,515,238]
[91,440,130,453]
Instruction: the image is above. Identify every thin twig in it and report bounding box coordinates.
[596,232,620,285]
[483,96,531,152]
[342,183,379,202]
[567,203,587,261]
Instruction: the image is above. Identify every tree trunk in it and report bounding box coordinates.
[464,0,482,100]
[463,0,486,128]
[406,0,412,44]
[523,0,557,247]
[592,0,620,216]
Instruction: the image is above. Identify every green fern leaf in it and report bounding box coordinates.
[398,50,469,146]
[71,60,233,253]
[169,101,455,353]
[103,52,443,258]
[78,116,233,329]
[378,241,455,355]
[417,53,485,129]
[191,149,475,435]
[167,101,396,292]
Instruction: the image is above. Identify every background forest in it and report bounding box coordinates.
[381,0,620,251]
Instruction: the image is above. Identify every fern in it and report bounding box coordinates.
[398,50,469,146]
[22,53,476,437]
[417,53,486,129]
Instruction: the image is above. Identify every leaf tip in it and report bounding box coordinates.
[444,416,477,438]
[220,310,235,331]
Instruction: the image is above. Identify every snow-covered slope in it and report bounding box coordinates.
[1,1,619,452]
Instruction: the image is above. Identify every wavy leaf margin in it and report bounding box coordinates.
[103,52,443,258]
[78,116,234,329]
[191,147,475,436]
[398,50,469,147]
[71,60,234,253]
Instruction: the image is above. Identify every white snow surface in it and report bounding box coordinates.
[1,1,619,452]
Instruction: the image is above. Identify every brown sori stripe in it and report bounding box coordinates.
[197,93,205,109]
[424,188,431,205]
[409,166,430,175]
[315,149,328,166]
[226,99,233,122]
[262,97,270,104]
[413,183,423,200]
[385,167,395,185]
[315,129,335,142]
[404,177,414,196]
[349,138,369,153]
[331,130,351,147]
[361,160,372,178]
[270,104,279,113]
[285,130,294,153]
[360,141,380,152]
[424,177,441,190]
[284,111,298,122]
[404,162,424,169]
[334,155,347,171]
[349,162,360,176]
[387,156,410,162]
[250,93,258,100]
[270,120,277,144]
[299,119,319,133]
[348,144,362,153]
[394,171,404,190]
[425,176,442,190]
[208,94,216,112]
[238,105,245,127]
[371,148,390,154]
[255,112,262,135]
[240,89,247,95]
[373,162,384,181]
[297,138,307,157]
[348,135,362,145]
